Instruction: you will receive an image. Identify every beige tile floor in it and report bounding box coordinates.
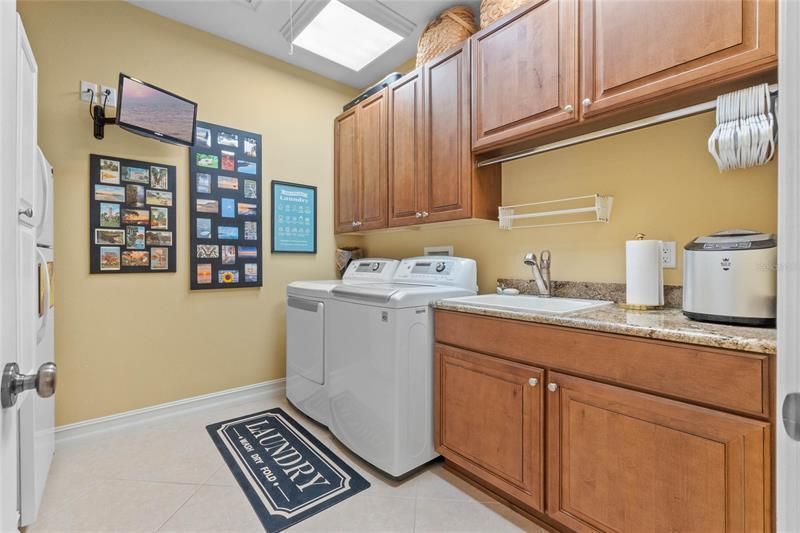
[27,395,545,533]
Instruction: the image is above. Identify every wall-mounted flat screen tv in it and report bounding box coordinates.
[116,74,197,147]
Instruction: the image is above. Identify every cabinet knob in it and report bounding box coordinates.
[422,211,429,218]
[582,98,592,107]
[563,104,574,113]
[355,221,362,227]
[351,221,357,228]
[528,377,538,387]
[415,212,423,218]
[18,207,34,219]
[547,383,558,392]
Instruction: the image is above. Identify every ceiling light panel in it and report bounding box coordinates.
[291,0,404,71]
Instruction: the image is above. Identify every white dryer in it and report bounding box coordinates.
[286,259,398,425]
[326,256,477,477]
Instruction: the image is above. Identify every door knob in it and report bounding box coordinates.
[528,377,539,387]
[18,207,34,219]
[1,362,57,408]
[547,382,558,392]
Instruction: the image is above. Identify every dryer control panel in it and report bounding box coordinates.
[343,259,399,282]
[393,256,477,291]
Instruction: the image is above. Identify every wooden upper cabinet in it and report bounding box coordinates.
[424,44,473,223]
[471,0,578,151]
[580,0,777,118]
[546,372,771,533]
[357,90,388,231]
[436,344,544,512]
[334,107,359,233]
[388,69,425,227]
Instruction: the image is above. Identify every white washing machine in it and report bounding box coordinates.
[326,256,477,477]
[286,259,398,425]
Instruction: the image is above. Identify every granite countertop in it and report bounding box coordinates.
[432,299,777,355]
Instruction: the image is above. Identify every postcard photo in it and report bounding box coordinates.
[95,228,125,245]
[99,203,120,228]
[146,230,173,246]
[99,246,120,271]
[150,247,169,270]
[95,184,125,203]
[150,166,169,190]
[100,159,120,184]
[146,190,173,207]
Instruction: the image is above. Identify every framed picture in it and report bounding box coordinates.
[89,154,176,273]
[271,181,317,254]
[189,121,263,290]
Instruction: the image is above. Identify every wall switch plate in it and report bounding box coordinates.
[662,241,677,269]
[100,85,117,107]
[80,81,98,103]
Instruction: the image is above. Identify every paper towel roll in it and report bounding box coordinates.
[626,239,664,306]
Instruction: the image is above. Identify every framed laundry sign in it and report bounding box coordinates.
[271,180,317,254]
[189,121,263,289]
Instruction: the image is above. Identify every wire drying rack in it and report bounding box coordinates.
[498,194,614,230]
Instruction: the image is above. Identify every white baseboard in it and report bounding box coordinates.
[55,378,286,444]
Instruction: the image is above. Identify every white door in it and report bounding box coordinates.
[13,14,55,529]
[0,1,20,531]
[777,0,800,530]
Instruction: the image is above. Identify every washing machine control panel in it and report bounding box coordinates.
[393,257,477,290]
[344,259,400,282]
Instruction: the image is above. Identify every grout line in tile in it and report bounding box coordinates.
[153,482,205,533]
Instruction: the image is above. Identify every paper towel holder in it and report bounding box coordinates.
[623,233,665,311]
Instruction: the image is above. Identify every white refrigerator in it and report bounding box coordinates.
[18,146,55,526]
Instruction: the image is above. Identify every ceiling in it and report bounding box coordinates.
[128,0,480,89]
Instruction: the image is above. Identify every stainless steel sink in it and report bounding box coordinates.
[442,294,613,315]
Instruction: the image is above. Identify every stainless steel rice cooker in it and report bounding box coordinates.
[683,229,776,327]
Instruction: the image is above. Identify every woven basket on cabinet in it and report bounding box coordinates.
[480,0,534,28]
[415,6,478,68]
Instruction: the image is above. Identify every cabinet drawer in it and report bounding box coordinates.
[435,310,770,418]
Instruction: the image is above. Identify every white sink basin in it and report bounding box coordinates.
[443,294,613,315]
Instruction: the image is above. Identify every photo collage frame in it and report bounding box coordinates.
[89,154,176,273]
[189,121,263,289]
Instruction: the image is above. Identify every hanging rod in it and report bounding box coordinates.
[477,83,779,167]
[498,194,613,230]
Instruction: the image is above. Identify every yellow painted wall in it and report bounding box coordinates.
[351,111,777,292]
[18,0,357,425]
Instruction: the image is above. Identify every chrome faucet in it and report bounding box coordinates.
[523,251,552,297]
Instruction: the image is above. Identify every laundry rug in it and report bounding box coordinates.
[207,407,370,532]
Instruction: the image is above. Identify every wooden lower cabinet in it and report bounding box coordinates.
[546,372,771,533]
[434,311,773,532]
[435,344,544,511]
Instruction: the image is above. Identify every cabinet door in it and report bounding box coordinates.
[546,372,771,533]
[357,89,388,231]
[580,0,777,118]
[424,44,472,223]
[435,344,544,511]
[333,107,359,233]
[471,0,578,151]
[387,70,424,227]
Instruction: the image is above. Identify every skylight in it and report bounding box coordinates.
[292,0,404,72]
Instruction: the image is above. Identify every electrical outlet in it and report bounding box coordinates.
[662,241,677,269]
[100,85,117,108]
[80,81,98,103]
